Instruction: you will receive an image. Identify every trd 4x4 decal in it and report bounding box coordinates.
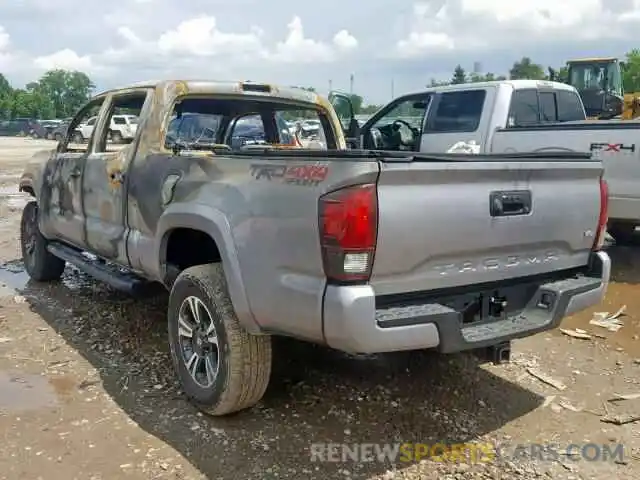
[249,163,329,186]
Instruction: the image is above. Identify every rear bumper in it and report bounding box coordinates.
[322,251,610,354]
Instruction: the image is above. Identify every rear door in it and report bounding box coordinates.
[371,154,602,296]
[81,89,152,264]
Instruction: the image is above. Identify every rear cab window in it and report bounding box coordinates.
[507,87,585,127]
[539,92,556,122]
[556,90,585,121]
[507,90,539,127]
[163,96,338,151]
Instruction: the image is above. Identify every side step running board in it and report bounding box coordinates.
[47,242,153,295]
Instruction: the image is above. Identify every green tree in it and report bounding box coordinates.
[9,89,36,118]
[35,69,95,118]
[509,57,546,80]
[468,72,507,83]
[25,83,56,119]
[451,65,467,84]
[0,73,12,119]
[621,49,640,92]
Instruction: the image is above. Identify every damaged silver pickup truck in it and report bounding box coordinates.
[18,80,610,416]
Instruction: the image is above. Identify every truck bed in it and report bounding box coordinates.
[230,148,601,297]
[235,148,605,354]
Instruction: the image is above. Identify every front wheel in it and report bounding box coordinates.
[20,201,65,281]
[168,263,272,416]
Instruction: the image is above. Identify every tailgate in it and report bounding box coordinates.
[371,155,602,296]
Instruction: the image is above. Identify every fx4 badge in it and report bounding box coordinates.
[590,143,635,153]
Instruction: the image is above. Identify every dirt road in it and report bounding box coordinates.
[1,137,639,479]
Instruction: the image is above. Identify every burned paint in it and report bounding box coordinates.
[19,79,346,283]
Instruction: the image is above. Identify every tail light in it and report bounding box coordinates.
[592,177,609,251]
[319,183,378,283]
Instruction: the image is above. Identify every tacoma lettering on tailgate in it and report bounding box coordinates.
[433,252,559,275]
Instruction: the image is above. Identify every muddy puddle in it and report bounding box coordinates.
[0,260,28,296]
[560,287,640,356]
[0,371,58,412]
[0,259,133,302]
[555,245,640,356]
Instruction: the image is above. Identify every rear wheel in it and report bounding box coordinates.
[20,201,65,281]
[168,263,272,416]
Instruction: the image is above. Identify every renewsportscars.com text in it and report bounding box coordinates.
[309,442,625,464]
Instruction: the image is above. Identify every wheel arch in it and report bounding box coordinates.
[156,204,261,333]
[19,181,36,198]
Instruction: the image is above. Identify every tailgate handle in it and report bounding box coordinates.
[490,191,531,217]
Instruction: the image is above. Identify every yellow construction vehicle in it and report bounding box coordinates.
[558,57,640,120]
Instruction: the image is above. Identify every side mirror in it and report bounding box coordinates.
[328,91,356,133]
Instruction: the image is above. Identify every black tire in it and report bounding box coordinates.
[111,131,123,144]
[168,263,272,416]
[72,132,83,144]
[54,133,62,142]
[20,201,65,282]
[608,222,636,245]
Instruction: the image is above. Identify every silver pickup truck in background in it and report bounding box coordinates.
[331,80,637,244]
[19,80,610,416]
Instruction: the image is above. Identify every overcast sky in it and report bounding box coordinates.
[0,0,638,104]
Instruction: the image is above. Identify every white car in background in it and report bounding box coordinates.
[73,114,139,144]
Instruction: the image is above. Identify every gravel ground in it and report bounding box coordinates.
[1,137,639,479]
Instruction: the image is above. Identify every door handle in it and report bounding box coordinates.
[69,167,81,178]
[490,191,532,217]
